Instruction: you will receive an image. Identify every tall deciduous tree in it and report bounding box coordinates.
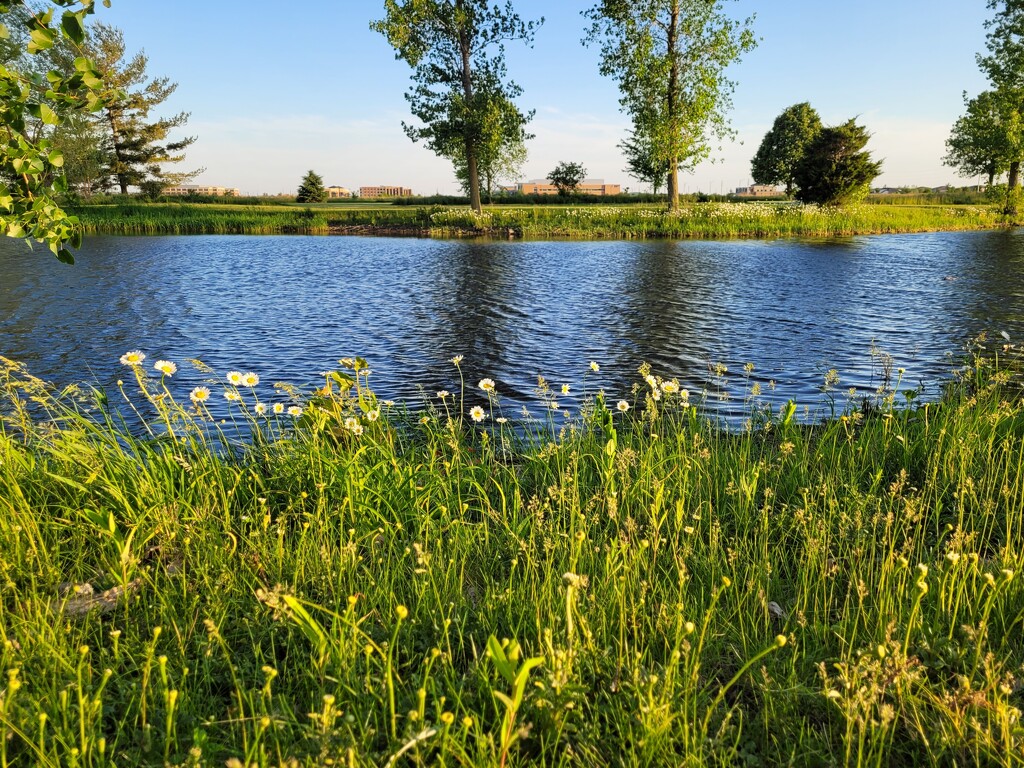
[944,90,1019,188]
[372,0,541,214]
[296,169,326,203]
[451,82,530,201]
[751,102,821,196]
[50,111,107,195]
[84,23,199,195]
[0,0,108,262]
[793,119,882,206]
[619,128,669,193]
[584,0,756,210]
[975,0,1024,213]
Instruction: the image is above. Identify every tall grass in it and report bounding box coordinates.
[0,341,1022,766]
[71,204,333,235]
[70,201,1006,239]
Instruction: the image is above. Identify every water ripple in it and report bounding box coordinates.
[2,230,1023,421]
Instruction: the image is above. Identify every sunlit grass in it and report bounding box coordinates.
[69,201,1006,239]
[0,338,1022,766]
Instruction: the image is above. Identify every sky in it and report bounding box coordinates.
[96,1,993,196]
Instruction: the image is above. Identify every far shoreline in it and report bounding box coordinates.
[69,200,1012,241]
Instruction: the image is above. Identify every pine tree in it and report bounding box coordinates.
[85,23,199,194]
[296,170,326,203]
[793,119,882,206]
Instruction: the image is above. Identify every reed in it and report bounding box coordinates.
[69,201,1007,240]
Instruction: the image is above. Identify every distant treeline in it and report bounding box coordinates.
[66,189,994,209]
[69,193,298,207]
[390,192,731,206]
[865,190,990,205]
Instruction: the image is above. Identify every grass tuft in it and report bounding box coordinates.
[0,339,1022,766]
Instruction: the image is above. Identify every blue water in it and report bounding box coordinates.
[3,230,1023,421]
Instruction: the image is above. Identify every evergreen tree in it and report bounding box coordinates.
[751,102,822,196]
[296,170,326,203]
[84,23,199,195]
[793,119,882,206]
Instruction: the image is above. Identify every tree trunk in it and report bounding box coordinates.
[1007,160,1020,217]
[106,109,129,195]
[665,0,680,210]
[456,6,482,214]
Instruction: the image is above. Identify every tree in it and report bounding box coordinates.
[548,161,587,195]
[296,170,326,203]
[619,128,670,193]
[49,111,108,195]
[792,119,882,206]
[974,0,1024,213]
[585,0,756,210]
[751,102,821,196]
[451,83,530,200]
[83,23,199,195]
[0,0,108,262]
[944,90,1019,188]
[372,0,541,214]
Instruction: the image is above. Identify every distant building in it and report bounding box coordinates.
[164,184,239,197]
[734,184,778,197]
[515,179,622,196]
[326,186,353,198]
[359,185,413,198]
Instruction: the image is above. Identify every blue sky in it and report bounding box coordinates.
[97,1,990,195]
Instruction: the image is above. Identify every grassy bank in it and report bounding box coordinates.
[69,201,1007,239]
[1,342,1022,766]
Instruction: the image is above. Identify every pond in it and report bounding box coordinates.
[2,230,1023,422]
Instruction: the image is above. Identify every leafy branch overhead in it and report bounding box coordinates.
[0,0,110,263]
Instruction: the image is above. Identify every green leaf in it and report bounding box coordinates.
[492,690,514,709]
[38,103,58,125]
[28,27,56,54]
[0,23,9,40]
[61,12,85,44]
[486,635,516,684]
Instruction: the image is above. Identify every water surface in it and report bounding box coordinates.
[3,231,1023,420]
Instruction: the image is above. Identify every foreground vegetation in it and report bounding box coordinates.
[1,340,1022,766]
[70,200,1006,239]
